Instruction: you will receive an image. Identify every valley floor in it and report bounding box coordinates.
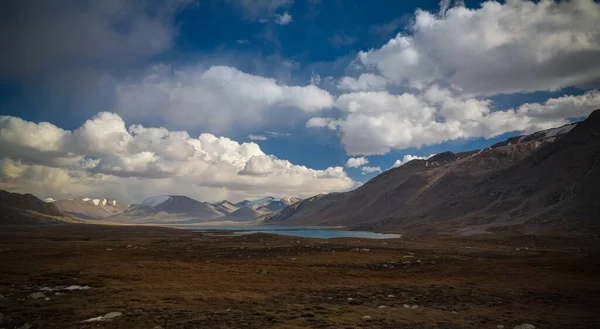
[0,225,599,329]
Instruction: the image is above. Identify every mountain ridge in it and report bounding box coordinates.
[257,111,600,235]
[0,190,83,225]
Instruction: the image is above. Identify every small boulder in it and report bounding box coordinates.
[362,315,372,320]
[378,305,386,309]
[403,304,411,308]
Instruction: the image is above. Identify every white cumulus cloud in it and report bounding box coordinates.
[0,112,355,203]
[115,65,334,133]
[358,0,600,95]
[337,74,389,92]
[307,89,600,155]
[275,12,293,25]
[345,157,369,168]
[361,166,382,175]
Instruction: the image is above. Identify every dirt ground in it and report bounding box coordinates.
[0,225,599,329]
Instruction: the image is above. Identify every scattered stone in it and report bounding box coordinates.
[347,298,353,301]
[126,244,133,248]
[28,292,45,300]
[55,293,61,296]
[362,315,372,320]
[225,309,231,312]
[513,325,535,329]
[403,304,411,308]
[497,326,504,329]
[360,249,370,252]
[82,312,123,323]
[387,294,395,298]
[378,305,386,309]
[411,305,419,309]
[44,297,50,301]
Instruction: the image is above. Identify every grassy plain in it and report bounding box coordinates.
[0,225,598,328]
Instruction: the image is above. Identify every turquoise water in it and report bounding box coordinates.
[175,225,401,239]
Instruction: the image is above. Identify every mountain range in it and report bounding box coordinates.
[256,110,600,235]
[43,194,302,224]
[2,110,598,233]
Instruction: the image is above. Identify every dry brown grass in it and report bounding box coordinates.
[0,225,599,328]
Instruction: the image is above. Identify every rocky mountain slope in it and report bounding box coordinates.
[219,206,263,222]
[211,200,240,214]
[0,190,83,225]
[258,110,600,235]
[53,198,126,219]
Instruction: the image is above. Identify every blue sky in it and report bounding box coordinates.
[0,0,599,203]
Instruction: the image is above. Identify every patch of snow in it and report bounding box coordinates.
[92,199,100,206]
[102,199,107,206]
[140,195,172,208]
[44,198,56,203]
[543,123,576,138]
[112,200,117,206]
[82,198,91,201]
[29,292,45,299]
[82,312,122,323]
[65,285,90,290]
